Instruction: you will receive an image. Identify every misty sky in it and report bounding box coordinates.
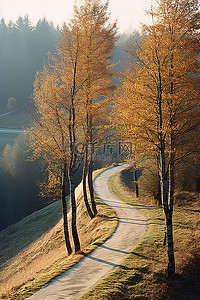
[0,0,153,33]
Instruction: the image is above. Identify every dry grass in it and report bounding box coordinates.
[0,169,118,299]
[81,167,200,300]
[119,169,200,299]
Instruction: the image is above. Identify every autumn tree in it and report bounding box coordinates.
[26,67,72,255]
[114,0,200,276]
[153,0,200,215]
[26,0,116,254]
[72,0,117,218]
[54,22,85,253]
[26,19,85,254]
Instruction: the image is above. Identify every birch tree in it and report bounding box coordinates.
[114,0,200,276]
[54,23,84,253]
[26,67,73,255]
[74,0,117,218]
[26,21,84,254]
[153,0,200,215]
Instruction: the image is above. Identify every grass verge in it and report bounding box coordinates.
[0,168,118,299]
[80,167,200,300]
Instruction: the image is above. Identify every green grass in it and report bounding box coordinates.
[80,167,200,299]
[2,166,199,299]
[80,169,165,300]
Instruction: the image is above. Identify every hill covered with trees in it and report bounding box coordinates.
[0,16,60,113]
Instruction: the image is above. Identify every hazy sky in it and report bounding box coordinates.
[0,0,153,33]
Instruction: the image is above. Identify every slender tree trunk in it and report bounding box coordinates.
[134,169,139,198]
[88,111,97,216]
[88,157,97,216]
[168,160,175,215]
[62,164,72,255]
[164,135,175,247]
[160,145,175,276]
[82,148,95,219]
[69,169,81,253]
[157,171,162,206]
[168,132,175,217]
[157,56,175,276]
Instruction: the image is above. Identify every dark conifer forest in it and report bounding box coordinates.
[0,16,60,113]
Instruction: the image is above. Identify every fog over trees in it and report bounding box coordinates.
[0,15,129,114]
[0,15,60,113]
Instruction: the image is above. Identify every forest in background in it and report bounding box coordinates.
[0,15,59,114]
[0,15,130,114]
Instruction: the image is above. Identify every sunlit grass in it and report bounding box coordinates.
[0,168,118,299]
[1,166,199,299]
[80,167,200,299]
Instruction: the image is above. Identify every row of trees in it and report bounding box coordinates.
[114,0,200,276]
[25,0,200,277]
[26,0,117,254]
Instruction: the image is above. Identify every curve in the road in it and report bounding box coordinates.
[28,164,148,300]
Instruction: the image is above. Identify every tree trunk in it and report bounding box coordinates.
[168,135,175,217]
[82,149,95,219]
[160,139,175,276]
[61,165,72,255]
[87,110,97,216]
[163,135,175,248]
[69,169,81,253]
[156,53,175,276]
[88,157,97,216]
[134,169,139,198]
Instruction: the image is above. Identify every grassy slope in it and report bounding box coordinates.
[0,169,118,299]
[81,167,200,300]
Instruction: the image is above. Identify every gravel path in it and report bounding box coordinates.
[28,164,147,300]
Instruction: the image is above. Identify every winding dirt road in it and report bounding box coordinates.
[28,164,147,300]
